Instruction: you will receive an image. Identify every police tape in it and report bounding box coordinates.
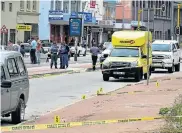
[1,116,164,132]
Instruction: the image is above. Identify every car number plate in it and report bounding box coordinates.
[113,72,125,75]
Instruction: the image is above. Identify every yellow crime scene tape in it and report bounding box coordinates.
[1,116,164,132]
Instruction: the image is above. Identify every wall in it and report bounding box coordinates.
[39,1,50,40]
[1,1,39,43]
[115,0,132,21]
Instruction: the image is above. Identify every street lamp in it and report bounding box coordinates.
[177,4,182,43]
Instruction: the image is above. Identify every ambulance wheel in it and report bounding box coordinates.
[168,64,174,73]
[103,74,109,81]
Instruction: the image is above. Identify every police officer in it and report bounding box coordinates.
[90,42,100,71]
[59,41,70,69]
[50,41,59,69]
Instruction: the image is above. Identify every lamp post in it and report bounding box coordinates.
[177,4,181,44]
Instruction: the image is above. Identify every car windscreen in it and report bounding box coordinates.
[110,48,139,57]
[152,44,171,52]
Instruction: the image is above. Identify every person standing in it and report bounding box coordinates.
[59,41,70,69]
[90,43,100,71]
[36,38,42,65]
[30,37,37,64]
[50,41,59,69]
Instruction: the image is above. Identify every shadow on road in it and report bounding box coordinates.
[1,118,26,126]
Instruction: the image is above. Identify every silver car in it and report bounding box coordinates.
[1,51,29,124]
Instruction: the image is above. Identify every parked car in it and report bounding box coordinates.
[103,42,111,50]
[1,51,29,124]
[20,43,47,59]
[100,42,113,68]
[69,43,86,57]
[151,40,181,73]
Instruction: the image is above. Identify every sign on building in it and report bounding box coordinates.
[69,18,82,37]
[90,0,96,8]
[16,24,32,31]
[49,10,63,20]
[78,12,92,23]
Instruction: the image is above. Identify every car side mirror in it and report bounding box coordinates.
[142,55,147,58]
[173,49,177,52]
[1,80,12,88]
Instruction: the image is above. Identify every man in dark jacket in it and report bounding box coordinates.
[90,43,100,71]
[50,41,59,69]
[59,41,70,69]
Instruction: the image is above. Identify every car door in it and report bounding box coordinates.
[175,42,181,61]
[1,65,11,113]
[172,44,178,64]
[15,56,29,94]
[7,58,21,110]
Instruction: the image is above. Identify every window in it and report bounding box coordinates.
[63,1,69,13]
[27,0,30,10]
[33,0,36,11]
[50,0,54,10]
[55,0,61,10]
[16,56,26,76]
[7,58,19,77]
[1,2,5,11]
[20,0,24,10]
[1,66,6,81]
[9,3,12,12]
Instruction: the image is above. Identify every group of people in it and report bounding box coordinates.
[50,41,70,69]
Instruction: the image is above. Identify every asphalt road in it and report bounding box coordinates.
[1,63,182,126]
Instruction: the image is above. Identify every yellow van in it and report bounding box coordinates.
[101,30,152,82]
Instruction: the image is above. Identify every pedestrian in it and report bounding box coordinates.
[90,42,100,71]
[59,41,70,69]
[30,37,37,64]
[12,41,21,52]
[50,41,59,69]
[36,37,42,65]
[20,44,25,57]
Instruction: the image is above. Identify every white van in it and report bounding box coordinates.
[1,51,29,124]
[151,40,181,73]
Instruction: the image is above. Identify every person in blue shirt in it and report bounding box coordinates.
[50,41,59,69]
[30,37,37,64]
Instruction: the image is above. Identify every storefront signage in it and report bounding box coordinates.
[97,20,114,26]
[90,0,96,8]
[69,18,82,37]
[77,12,92,23]
[49,10,63,20]
[16,24,32,31]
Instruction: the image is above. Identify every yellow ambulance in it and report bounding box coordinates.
[101,30,152,82]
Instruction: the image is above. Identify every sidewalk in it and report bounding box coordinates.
[27,63,97,77]
[6,72,182,133]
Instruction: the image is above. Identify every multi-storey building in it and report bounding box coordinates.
[1,0,39,44]
[115,1,182,42]
[39,0,116,47]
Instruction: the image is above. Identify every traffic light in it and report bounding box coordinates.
[161,4,166,12]
[175,26,180,35]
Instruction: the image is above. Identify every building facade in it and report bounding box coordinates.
[38,0,116,47]
[116,1,182,42]
[1,0,39,45]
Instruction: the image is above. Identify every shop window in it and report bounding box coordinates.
[10,29,15,44]
[9,3,12,12]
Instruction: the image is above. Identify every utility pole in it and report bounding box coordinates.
[147,8,150,85]
[74,0,78,62]
[137,9,142,30]
[177,4,181,44]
